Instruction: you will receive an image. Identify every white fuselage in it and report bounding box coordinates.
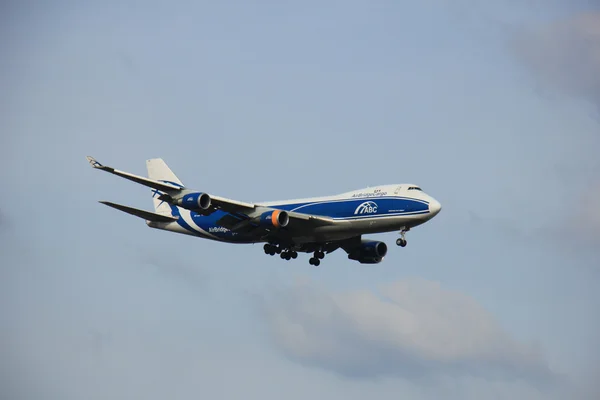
[148,183,442,244]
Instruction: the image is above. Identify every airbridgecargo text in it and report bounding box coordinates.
[351,189,388,198]
[209,227,231,233]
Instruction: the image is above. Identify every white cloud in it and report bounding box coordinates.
[260,278,555,383]
[513,12,600,112]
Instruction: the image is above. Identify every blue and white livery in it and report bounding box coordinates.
[87,156,442,266]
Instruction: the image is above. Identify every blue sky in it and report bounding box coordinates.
[1,1,599,399]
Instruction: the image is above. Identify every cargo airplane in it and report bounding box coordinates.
[87,156,441,266]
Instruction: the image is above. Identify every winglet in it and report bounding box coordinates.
[86,156,103,168]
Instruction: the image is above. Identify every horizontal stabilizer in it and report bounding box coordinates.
[99,201,178,223]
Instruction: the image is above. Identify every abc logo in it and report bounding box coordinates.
[354,201,378,215]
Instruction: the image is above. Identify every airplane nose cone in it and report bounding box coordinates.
[429,198,442,216]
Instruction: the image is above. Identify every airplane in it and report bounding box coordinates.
[86,156,441,266]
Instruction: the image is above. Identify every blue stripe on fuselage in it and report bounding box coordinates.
[272,197,429,219]
[167,196,429,241]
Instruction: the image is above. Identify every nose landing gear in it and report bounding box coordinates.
[396,228,409,247]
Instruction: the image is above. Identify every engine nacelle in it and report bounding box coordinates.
[175,192,211,211]
[258,209,289,228]
[347,240,388,264]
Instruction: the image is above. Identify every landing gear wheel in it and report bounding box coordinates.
[309,257,320,266]
[264,244,276,255]
[316,251,325,259]
[396,238,407,247]
[291,251,298,259]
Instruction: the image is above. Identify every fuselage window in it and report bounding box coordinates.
[408,187,422,191]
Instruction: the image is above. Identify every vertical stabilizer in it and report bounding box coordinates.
[146,158,184,216]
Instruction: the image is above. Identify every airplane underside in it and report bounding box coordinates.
[148,212,428,266]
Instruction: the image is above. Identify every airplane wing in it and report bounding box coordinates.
[285,211,337,226]
[87,156,340,237]
[87,156,183,193]
[88,156,256,215]
[216,208,338,237]
[206,195,256,214]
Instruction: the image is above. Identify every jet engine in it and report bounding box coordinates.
[175,192,211,211]
[258,209,289,228]
[347,240,388,264]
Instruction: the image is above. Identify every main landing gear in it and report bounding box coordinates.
[264,243,326,266]
[309,250,325,266]
[396,228,409,247]
[263,243,280,255]
[264,243,298,260]
[281,249,298,260]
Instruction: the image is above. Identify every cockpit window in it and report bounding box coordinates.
[408,186,422,191]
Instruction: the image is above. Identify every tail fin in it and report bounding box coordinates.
[146,158,184,216]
